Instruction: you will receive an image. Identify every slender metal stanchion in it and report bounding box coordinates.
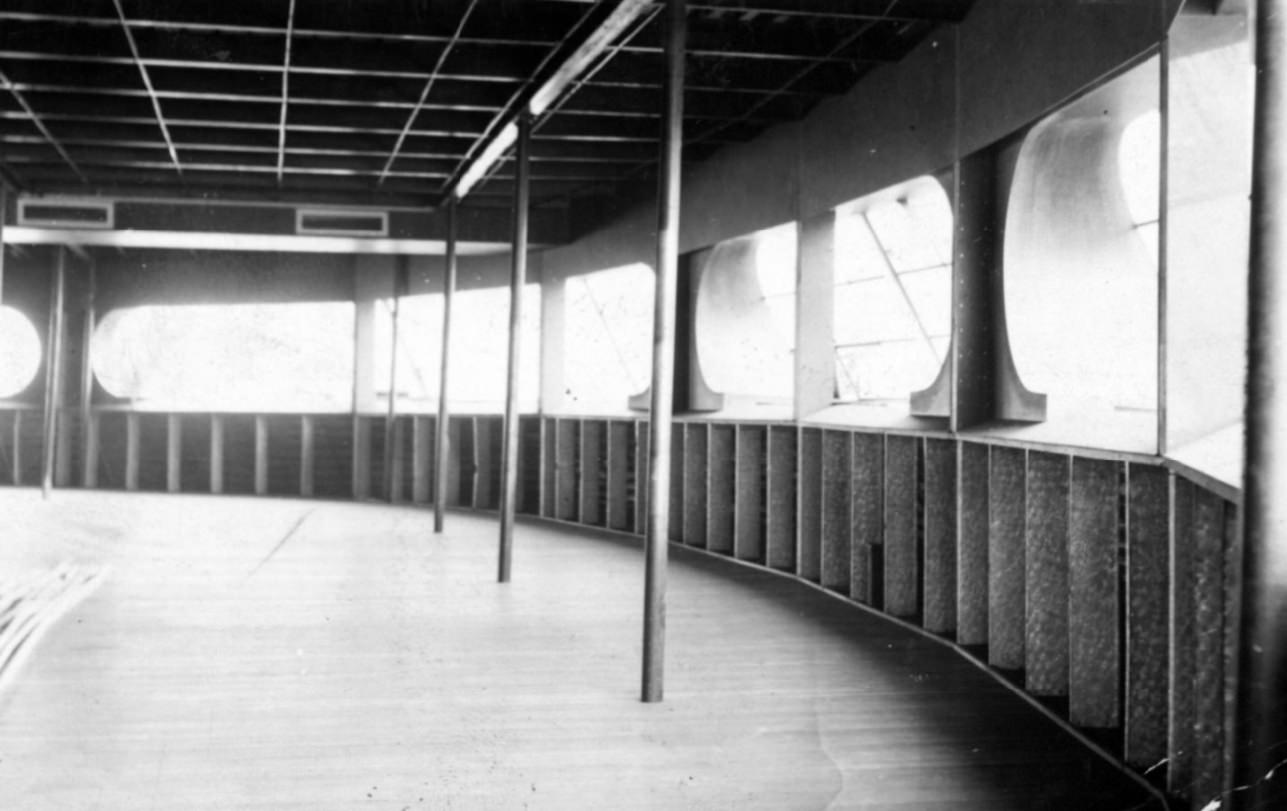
[0,185,7,305]
[497,113,531,583]
[80,260,97,486]
[384,256,406,502]
[41,247,67,499]
[434,200,459,533]
[641,0,685,704]
[1235,3,1287,808]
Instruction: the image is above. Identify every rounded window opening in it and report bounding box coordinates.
[832,176,952,405]
[1004,55,1160,450]
[92,302,356,412]
[695,222,797,403]
[563,262,654,413]
[0,306,43,399]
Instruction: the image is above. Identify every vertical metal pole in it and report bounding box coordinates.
[41,247,67,499]
[497,113,531,584]
[434,200,459,533]
[384,256,405,502]
[1235,3,1287,808]
[80,260,96,486]
[0,185,6,306]
[642,0,685,704]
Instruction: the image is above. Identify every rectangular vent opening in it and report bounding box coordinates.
[296,209,388,237]
[18,198,114,229]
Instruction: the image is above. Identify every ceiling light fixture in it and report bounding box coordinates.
[528,0,654,117]
[452,0,655,202]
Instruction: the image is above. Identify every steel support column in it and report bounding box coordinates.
[1235,2,1287,807]
[434,200,459,533]
[497,113,531,583]
[384,256,406,502]
[41,247,67,499]
[642,0,685,704]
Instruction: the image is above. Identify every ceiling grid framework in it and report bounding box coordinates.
[0,0,972,221]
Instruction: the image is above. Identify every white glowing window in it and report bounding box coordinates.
[0,306,42,399]
[833,176,952,403]
[92,302,355,411]
[564,263,654,411]
[695,223,798,400]
[374,293,444,405]
[1120,109,1161,264]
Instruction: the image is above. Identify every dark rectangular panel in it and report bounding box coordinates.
[988,446,1026,670]
[367,417,387,500]
[707,424,736,555]
[518,415,542,516]
[474,416,502,511]
[1125,463,1170,769]
[0,410,16,486]
[1025,451,1070,697]
[957,443,989,646]
[136,413,168,492]
[1192,488,1232,806]
[923,438,958,635]
[668,424,683,543]
[266,415,302,497]
[683,423,708,549]
[556,418,578,521]
[579,420,606,526]
[95,411,129,490]
[1068,457,1122,728]
[820,430,851,593]
[851,432,884,606]
[18,409,43,486]
[884,435,919,619]
[311,415,353,498]
[1168,476,1197,800]
[734,424,766,563]
[178,414,212,494]
[411,416,433,504]
[634,421,649,536]
[797,428,822,582]
[541,417,557,518]
[606,421,631,531]
[448,416,473,507]
[766,426,796,572]
[222,414,257,495]
[397,416,417,502]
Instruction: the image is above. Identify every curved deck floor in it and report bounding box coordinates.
[0,491,1159,810]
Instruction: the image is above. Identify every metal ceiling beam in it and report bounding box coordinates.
[111,0,184,180]
[547,0,959,22]
[276,0,297,185]
[378,0,479,185]
[0,50,524,84]
[0,66,87,184]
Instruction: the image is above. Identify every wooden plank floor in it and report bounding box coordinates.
[0,490,1160,810]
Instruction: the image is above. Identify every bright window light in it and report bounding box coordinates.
[92,302,355,411]
[833,176,952,403]
[0,306,42,399]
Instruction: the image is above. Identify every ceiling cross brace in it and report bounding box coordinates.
[111,0,184,180]
[0,67,87,184]
[378,0,480,186]
[276,0,297,185]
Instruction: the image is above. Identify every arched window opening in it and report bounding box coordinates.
[833,176,952,404]
[92,302,355,412]
[1119,109,1161,264]
[374,292,444,408]
[695,222,797,402]
[563,263,654,412]
[1004,55,1160,451]
[0,306,42,399]
[372,284,539,413]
